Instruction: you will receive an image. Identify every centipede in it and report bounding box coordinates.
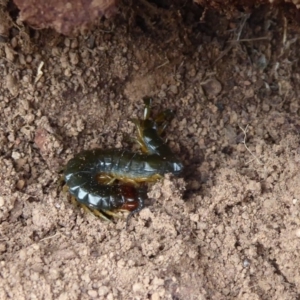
[64,97,183,225]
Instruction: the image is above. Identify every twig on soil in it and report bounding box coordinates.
[34,61,44,84]
[213,13,250,65]
[40,231,61,242]
[236,14,250,41]
[156,59,170,69]
[227,37,269,43]
[281,16,287,56]
[239,124,263,165]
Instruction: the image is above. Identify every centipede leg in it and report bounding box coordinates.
[154,109,175,136]
[68,196,112,222]
[96,173,117,185]
[143,97,153,120]
[101,209,122,219]
[129,118,149,153]
[88,207,114,222]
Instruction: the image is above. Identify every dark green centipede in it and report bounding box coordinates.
[64,98,183,225]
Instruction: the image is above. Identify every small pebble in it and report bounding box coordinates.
[6,74,19,96]
[98,286,109,296]
[169,85,178,94]
[132,282,143,293]
[16,179,25,190]
[201,78,222,96]
[295,228,300,238]
[151,292,161,300]
[0,196,4,207]
[87,289,98,298]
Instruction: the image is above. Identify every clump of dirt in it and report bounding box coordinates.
[1,1,300,299]
[13,0,117,35]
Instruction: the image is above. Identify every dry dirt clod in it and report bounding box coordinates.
[6,74,19,96]
[201,78,222,96]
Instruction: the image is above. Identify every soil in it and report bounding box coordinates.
[1,1,300,299]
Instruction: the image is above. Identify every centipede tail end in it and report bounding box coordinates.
[123,186,147,228]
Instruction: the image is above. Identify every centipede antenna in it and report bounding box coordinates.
[143,97,152,120]
[130,118,149,153]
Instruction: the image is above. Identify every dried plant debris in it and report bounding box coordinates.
[13,0,118,35]
[0,1,13,41]
[194,0,300,17]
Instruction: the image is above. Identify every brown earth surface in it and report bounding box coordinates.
[1,1,300,299]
